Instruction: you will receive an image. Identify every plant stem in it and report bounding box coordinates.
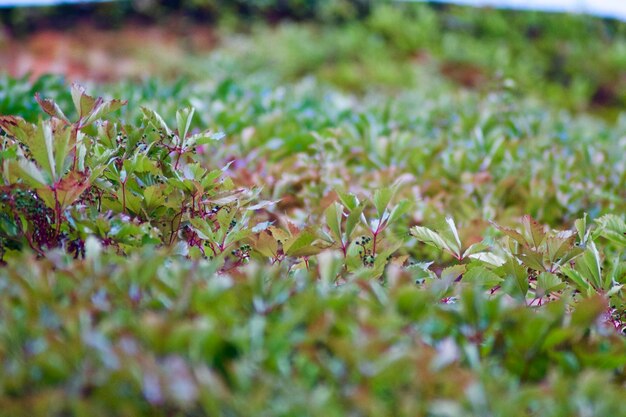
[53,186,62,240]
[372,222,382,255]
[121,181,127,214]
[71,125,79,171]
[169,201,188,246]
[372,232,378,255]
[174,148,183,170]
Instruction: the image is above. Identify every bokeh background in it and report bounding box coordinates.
[1,0,626,117]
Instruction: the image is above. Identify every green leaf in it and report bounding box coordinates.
[536,272,565,297]
[285,228,319,257]
[188,131,225,146]
[1,118,72,183]
[251,221,273,233]
[86,97,126,126]
[575,213,588,245]
[573,242,604,290]
[41,120,58,179]
[0,116,36,144]
[606,284,623,297]
[52,121,72,181]
[129,152,159,175]
[35,93,69,122]
[190,218,216,242]
[468,251,505,266]
[325,202,343,243]
[373,187,393,218]
[462,242,489,259]
[344,203,365,243]
[141,107,172,137]
[545,232,579,265]
[518,246,546,272]
[176,107,195,145]
[497,258,529,300]
[493,222,527,247]
[561,265,594,295]
[336,190,359,211]
[71,85,126,126]
[595,214,626,247]
[255,231,278,258]
[55,171,91,209]
[6,158,48,188]
[217,205,238,233]
[71,83,99,119]
[521,215,545,249]
[143,185,166,210]
[245,198,278,212]
[118,189,142,214]
[607,256,626,288]
[409,225,450,253]
[444,217,462,258]
[387,199,412,226]
[440,264,466,283]
[463,266,503,289]
[224,228,251,247]
[571,295,607,328]
[406,261,436,281]
[430,264,466,297]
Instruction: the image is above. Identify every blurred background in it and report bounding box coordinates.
[0,0,625,116]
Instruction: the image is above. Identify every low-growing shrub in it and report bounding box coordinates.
[0,84,624,416]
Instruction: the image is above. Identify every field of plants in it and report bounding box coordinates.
[0,2,625,416]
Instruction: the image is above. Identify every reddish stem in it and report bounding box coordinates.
[168,203,186,245]
[372,233,378,255]
[371,221,383,255]
[52,185,62,240]
[121,181,127,214]
[206,242,218,256]
[22,230,45,257]
[174,147,183,170]
[71,124,79,171]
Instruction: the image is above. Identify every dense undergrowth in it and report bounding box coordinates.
[0,79,624,416]
[0,3,625,416]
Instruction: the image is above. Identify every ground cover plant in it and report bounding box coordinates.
[0,2,625,416]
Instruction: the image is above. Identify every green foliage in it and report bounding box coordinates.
[0,246,624,416]
[1,7,626,412]
[0,85,254,265]
[7,2,626,111]
[220,3,626,112]
[0,82,624,415]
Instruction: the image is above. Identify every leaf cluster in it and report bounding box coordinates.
[0,77,624,416]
